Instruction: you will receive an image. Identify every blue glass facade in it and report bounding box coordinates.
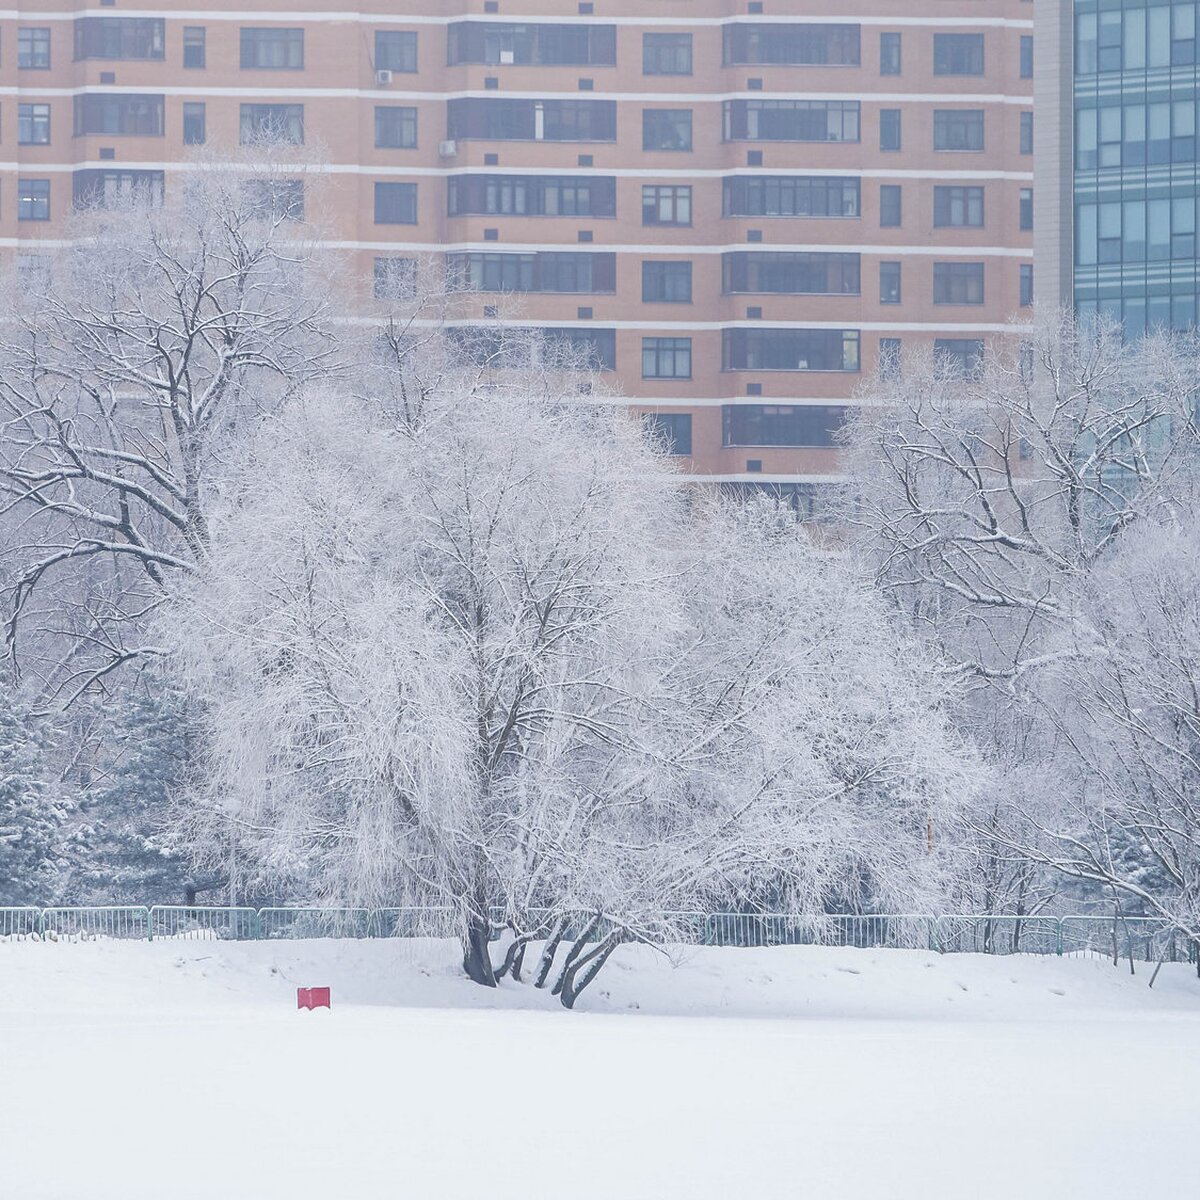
[1074,0,1200,331]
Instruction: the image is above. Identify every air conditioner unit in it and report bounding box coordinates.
[439,139,458,158]
[499,49,515,64]
[375,68,393,86]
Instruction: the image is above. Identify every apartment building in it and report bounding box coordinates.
[1037,0,1200,333]
[1,2,1034,499]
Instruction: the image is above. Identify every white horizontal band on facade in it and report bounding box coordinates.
[693,473,846,485]
[383,317,1027,333]
[0,236,1030,259]
[617,396,872,409]
[324,241,1033,260]
[0,161,1037,184]
[0,10,1035,31]
[0,85,1033,105]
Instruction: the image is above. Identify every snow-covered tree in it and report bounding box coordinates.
[0,683,65,904]
[161,322,979,1002]
[1006,514,1200,951]
[842,308,1200,933]
[60,667,193,904]
[0,148,336,704]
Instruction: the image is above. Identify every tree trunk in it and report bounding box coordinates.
[560,930,627,1010]
[510,940,528,983]
[533,915,570,989]
[494,932,535,982]
[462,913,497,987]
[551,915,602,996]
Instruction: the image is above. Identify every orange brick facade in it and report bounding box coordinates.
[1,2,1034,491]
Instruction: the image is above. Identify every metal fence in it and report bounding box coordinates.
[0,906,1194,963]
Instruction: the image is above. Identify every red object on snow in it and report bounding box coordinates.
[297,986,331,1010]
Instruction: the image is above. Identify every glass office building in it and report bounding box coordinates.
[1073,0,1200,332]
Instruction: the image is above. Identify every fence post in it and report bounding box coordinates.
[1055,918,1063,956]
[38,908,47,939]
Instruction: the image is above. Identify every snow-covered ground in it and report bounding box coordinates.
[1,938,1196,1200]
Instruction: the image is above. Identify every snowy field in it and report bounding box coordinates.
[1,939,1197,1200]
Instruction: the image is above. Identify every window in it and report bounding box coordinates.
[448,251,615,293]
[933,262,985,304]
[723,329,860,372]
[447,98,617,142]
[1020,187,1033,230]
[447,22,615,66]
[723,176,860,218]
[880,261,901,304]
[541,327,616,370]
[933,33,984,75]
[373,256,417,299]
[722,251,860,295]
[75,18,164,60]
[880,31,901,75]
[644,33,692,75]
[879,185,902,227]
[643,109,693,152]
[18,104,51,146]
[933,185,984,227]
[19,28,51,69]
[183,102,206,146]
[1019,263,1033,307]
[643,184,691,226]
[18,179,50,220]
[183,26,206,69]
[934,338,983,375]
[1020,35,1033,78]
[724,99,860,143]
[1074,10,1119,74]
[374,30,417,73]
[934,110,985,151]
[723,405,846,448]
[723,23,860,66]
[449,175,616,217]
[240,27,303,69]
[241,179,304,221]
[74,95,165,137]
[642,413,692,456]
[375,181,417,224]
[74,169,164,209]
[240,104,304,145]
[879,337,902,378]
[375,106,417,149]
[880,109,901,151]
[642,261,692,303]
[1173,4,1197,65]
[1020,110,1033,155]
[642,337,692,379]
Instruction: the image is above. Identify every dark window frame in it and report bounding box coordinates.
[375,181,418,224]
[933,33,985,76]
[642,184,692,226]
[375,105,418,149]
[643,108,694,152]
[933,262,986,305]
[239,27,304,70]
[18,178,51,220]
[643,32,693,76]
[18,27,52,69]
[642,336,693,379]
[642,260,693,303]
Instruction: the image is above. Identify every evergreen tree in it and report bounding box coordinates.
[0,687,64,904]
[65,677,192,904]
